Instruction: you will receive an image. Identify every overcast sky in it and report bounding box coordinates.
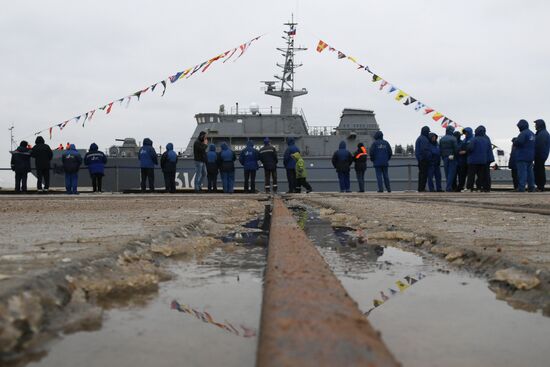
[1,0,548,186]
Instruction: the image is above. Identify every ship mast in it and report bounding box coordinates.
[263,16,308,115]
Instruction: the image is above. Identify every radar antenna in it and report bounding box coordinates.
[262,15,308,115]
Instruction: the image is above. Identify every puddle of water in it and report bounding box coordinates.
[297,207,550,367]
[27,245,266,367]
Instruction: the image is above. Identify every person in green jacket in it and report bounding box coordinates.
[292,152,312,193]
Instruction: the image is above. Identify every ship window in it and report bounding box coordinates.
[237,119,243,123]
[210,116,214,122]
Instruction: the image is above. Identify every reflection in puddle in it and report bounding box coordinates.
[27,245,266,367]
[296,207,550,367]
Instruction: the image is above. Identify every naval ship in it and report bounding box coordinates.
[41,22,513,192]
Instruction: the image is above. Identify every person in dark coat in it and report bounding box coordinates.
[31,136,53,192]
[259,137,278,193]
[160,143,178,193]
[369,131,393,192]
[193,131,208,192]
[218,142,236,193]
[534,119,550,191]
[10,140,31,193]
[283,137,300,193]
[427,133,443,192]
[439,126,458,192]
[239,140,260,193]
[456,127,472,191]
[353,143,368,192]
[415,126,432,192]
[466,125,491,192]
[332,141,354,193]
[513,119,536,192]
[139,138,158,192]
[62,144,82,194]
[508,138,519,190]
[206,144,219,192]
[84,143,107,193]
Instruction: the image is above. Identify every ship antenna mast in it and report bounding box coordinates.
[262,15,308,115]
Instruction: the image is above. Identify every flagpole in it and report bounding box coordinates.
[8,123,15,151]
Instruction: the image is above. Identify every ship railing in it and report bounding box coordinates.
[228,106,299,115]
[307,126,338,136]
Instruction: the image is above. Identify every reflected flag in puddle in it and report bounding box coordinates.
[364,272,426,316]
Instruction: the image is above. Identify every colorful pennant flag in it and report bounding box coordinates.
[337,51,346,59]
[424,108,434,115]
[49,127,52,140]
[380,81,388,90]
[432,112,444,122]
[415,102,426,111]
[347,56,357,63]
[106,102,114,114]
[388,85,398,94]
[404,97,417,106]
[395,90,408,101]
[372,74,382,82]
[396,280,410,292]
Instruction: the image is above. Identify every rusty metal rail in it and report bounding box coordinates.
[256,197,399,367]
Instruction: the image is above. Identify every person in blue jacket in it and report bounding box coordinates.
[10,140,31,193]
[332,141,354,193]
[283,137,300,193]
[239,140,260,193]
[513,119,536,192]
[508,138,518,190]
[415,126,432,192]
[466,125,491,192]
[369,131,392,193]
[206,144,219,192]
[62,144,82,194]
[218,142,236,193]
[138,138,158,193]
[439,126,458,192]
[160,143,178,193]
[457,127,473,191]
[84,143,107,193]
[534,119,550,191]
[427,133,443,192]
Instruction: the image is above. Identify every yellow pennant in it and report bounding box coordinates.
[395,280,409,292]
[179,67,193,80]
[395,90,408,101]
[347,56,357,63]
[373,299,384,307]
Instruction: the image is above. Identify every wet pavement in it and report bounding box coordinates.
[296,206,550,367]
[25,245,266,367]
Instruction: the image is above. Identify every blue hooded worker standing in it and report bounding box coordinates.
[84,143,107,193]
[62,144,82,195]
[139,138,158,192]
[427,133,443,192]
[369,131,392,193]
[206,144,219,192]
[439,126,458,192]
[513,119,536,192]
[457,127,473,191]
[160,143,178,193]
[259,137,278,193]
[283,137,300,193]
[534,119,550,191]
[239,140,260,193]
[332,141,354,192]
[10,140,32,193]
[218,142,236,193]
[466,125,491,192]
[415,126,432,192]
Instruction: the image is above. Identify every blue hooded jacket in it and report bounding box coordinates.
[84,143,107,175]
[458,127,473,166]
[467,126,491,165]
[160,143,178,172]
[508,138,518,170]
[206,144,219,174]
[218,142,236,172]
[439,126,458,158]
[139,138,158,168]
[415,126,432,162]
[239,140,260,171]
[513,119,535,162]
[62,144,83,174]
[428,133,441,166]
[283,137,300,169]
[534,119,550,161]
[332,141,354,172]
[369,131,393,167]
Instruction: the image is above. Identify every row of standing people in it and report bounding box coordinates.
[10,137,108,194]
